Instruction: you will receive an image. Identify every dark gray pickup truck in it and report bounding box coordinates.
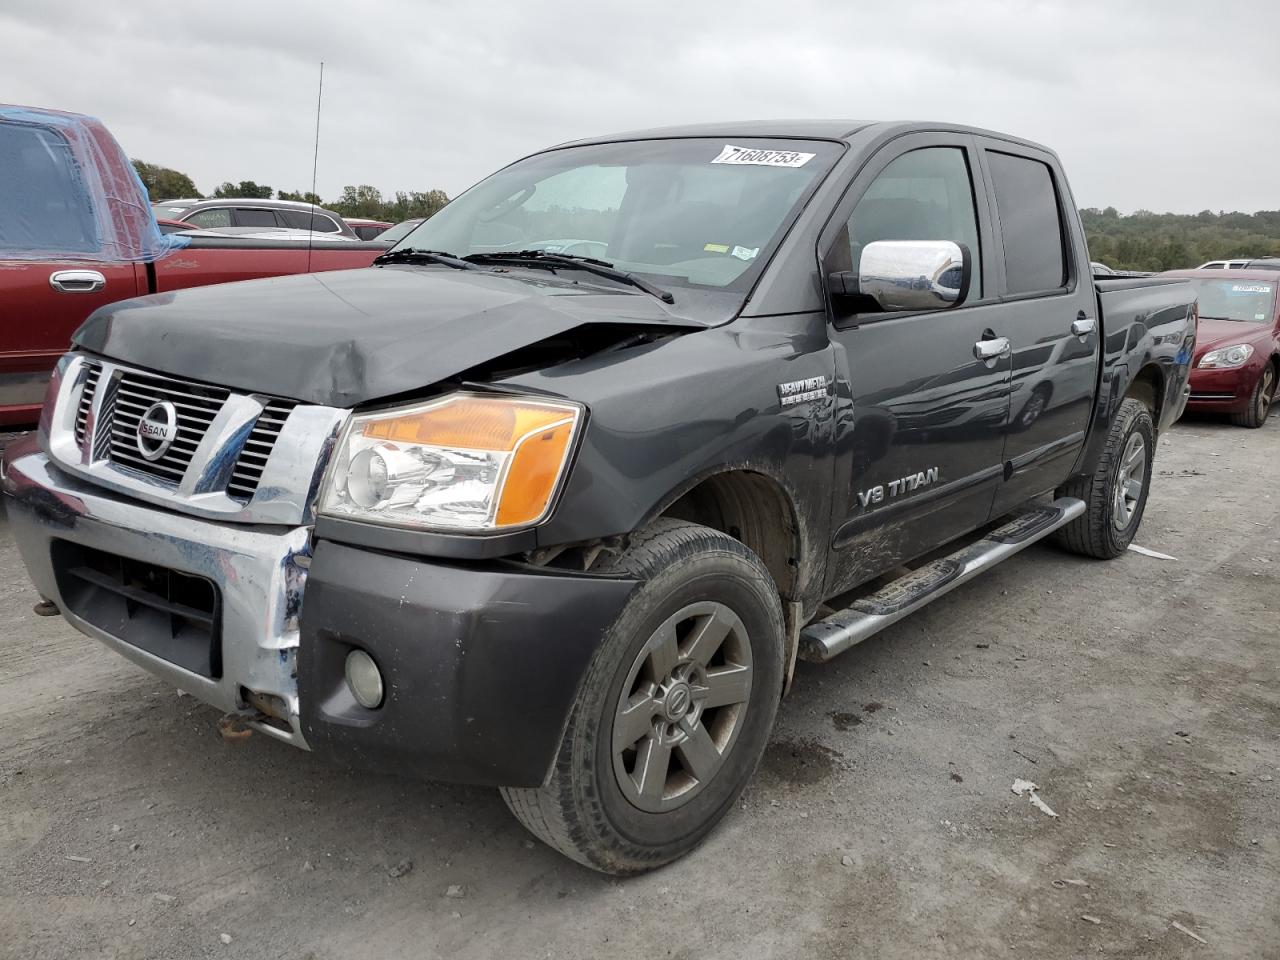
[2,121,1196,874]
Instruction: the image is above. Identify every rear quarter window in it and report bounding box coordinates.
[987,151,1068,295]
[279,210,340,232]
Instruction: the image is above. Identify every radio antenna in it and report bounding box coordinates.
[307,61,324,268]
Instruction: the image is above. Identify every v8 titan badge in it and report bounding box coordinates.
[777,375,830,407]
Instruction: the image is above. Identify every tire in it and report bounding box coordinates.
[1229,363,1276,428]
[1054,397,1155,559]
[501,518,785,875]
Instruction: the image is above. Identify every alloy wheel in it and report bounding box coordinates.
[612,601,753,813]
[1112,431,1146,530]
[1258,366,1275,422]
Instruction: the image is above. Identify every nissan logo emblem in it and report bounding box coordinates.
[136,401,178,461]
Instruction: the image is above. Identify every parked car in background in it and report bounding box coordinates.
[1164,268,1279,427]
[1198,259,1252,270]
[151,198,358,238]
[0,104,384,427]
[370,217,424,245]
[175,227,361,243]
[1091,261,1115,275]
[2,119,1197,873]
[343,218,393,240]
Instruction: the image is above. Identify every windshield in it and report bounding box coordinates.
[392,138,842,291]
[152,203,193,219]
[1191,278,1276,322]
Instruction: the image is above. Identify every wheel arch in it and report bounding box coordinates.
[1125,362,1164,418]
[653,467,804,602]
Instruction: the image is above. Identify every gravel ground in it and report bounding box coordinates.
[1,416,1277,959]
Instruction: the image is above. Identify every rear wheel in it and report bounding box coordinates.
[1055,397,1154,559]
[1230,363,1275,428]
[501,519,785,875]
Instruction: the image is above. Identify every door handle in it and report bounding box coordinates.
[49,269,106,294]
[973,336,1011,361]
[1071,315,1097,337]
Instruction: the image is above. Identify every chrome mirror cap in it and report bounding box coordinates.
[858,240,970,312]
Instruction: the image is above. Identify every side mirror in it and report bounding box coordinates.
[829,240,971,313]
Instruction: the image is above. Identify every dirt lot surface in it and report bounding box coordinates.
[1,417,1277,960]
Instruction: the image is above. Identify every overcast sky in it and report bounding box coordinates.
[3,1,1274,214]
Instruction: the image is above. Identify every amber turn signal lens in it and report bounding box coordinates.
[361,395,571,452]
[495,419,576,526]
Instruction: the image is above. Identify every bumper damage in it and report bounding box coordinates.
[3,434,312,747]
[2,435,638,786]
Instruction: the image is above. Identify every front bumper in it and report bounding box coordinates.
[3,434,313,747]
[1186,366,1251,412]
[2,437,638,786]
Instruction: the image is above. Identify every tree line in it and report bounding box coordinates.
[131,160,450,223]
[130,160,1280,265]
[1080,207,1280,271]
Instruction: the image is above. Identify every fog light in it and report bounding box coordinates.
[345,649,384,709]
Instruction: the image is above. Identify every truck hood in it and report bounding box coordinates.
[75,265,715,407]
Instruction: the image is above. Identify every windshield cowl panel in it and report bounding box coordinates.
[391,137,843,302]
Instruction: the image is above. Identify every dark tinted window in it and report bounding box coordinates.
[847,146,982,299]
[235,208,278,228]
[353,224,388,240]
[0,124,96,252]
[987,152,1067,294]
[278,209,339,232]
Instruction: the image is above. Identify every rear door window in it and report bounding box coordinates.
[0,123,96,253]
[986,151,1068,295]
[184,207,232,229]
[234,208,278,228]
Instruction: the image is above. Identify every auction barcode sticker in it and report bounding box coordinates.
[711,144,815,167]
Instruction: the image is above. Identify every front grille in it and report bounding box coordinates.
[73,365,100,447]
[69,358,307,506]
[227,398,298,501]
[52,540,222,678]
[108,371,230,482]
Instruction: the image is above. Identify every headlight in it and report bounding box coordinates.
[1199,343,1254,369]
[319,392,582,532]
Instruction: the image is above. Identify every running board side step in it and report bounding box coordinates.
[799,497,1086,663]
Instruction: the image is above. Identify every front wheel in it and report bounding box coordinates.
[1055,397,1154,559]
[501,519,785,875]
[1230,363,1276,428]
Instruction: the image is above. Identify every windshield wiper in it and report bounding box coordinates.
[373,248,478,271]
[464,250,675,304]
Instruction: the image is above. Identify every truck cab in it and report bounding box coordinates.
[2,121,1196,876]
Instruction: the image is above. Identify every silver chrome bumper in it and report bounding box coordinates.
[2,434,312,748]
